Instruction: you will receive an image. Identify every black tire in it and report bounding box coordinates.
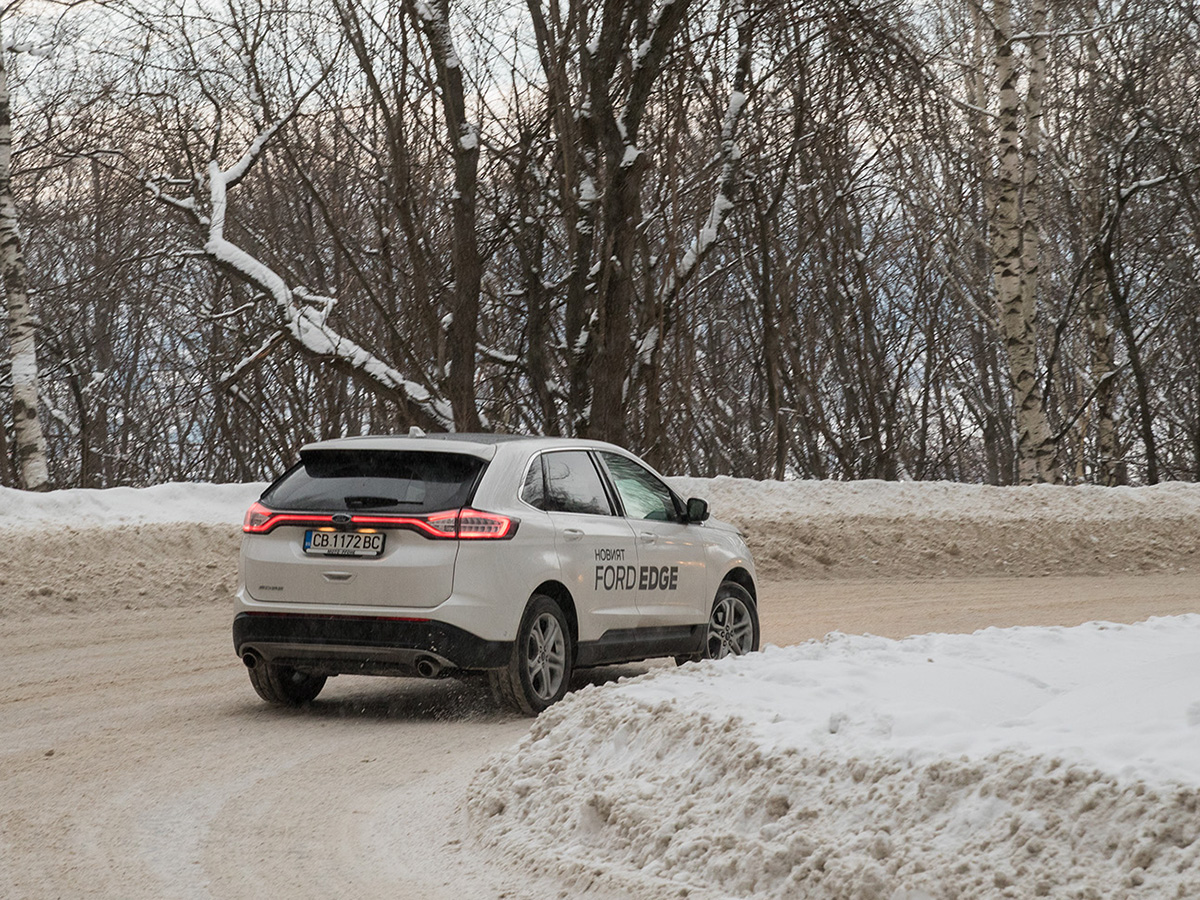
[489,594,573,716]
[247,661,327,706]
[677,581,760,665]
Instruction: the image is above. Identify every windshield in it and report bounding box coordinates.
[263,449,485,513]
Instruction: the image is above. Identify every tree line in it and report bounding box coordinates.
[1,0,1198,489]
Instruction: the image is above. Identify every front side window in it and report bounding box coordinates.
[264,450,484,513]
[600,452,679,521]
[540,451,612,516]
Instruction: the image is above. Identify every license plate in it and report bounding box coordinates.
[304,530,386,557]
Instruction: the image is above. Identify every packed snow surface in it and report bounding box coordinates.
[472,619,1200,899]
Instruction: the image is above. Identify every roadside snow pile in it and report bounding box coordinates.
[5,478,1200,579]
[0,483,263,619]
[666,478,1200,578]
[471,616,1200,900]
[0,482,264,527]
[2,478,1197,618]
[668,476,1200,524]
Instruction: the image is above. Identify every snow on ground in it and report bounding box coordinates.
[4,478,1200,898]
[471,618,1200,899]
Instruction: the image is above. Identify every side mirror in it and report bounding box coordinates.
[686,497,709,523]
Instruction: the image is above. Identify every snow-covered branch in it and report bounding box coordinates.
[659,3,753,309]
[618,0,689,144]
[626,4,753,400]
[216,330,286,389]
[199,132,452,427]
[146,117,453,429]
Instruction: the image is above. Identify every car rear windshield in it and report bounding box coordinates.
[263,450,485,513]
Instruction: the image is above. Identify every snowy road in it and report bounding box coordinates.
[2,572,1195,899]
[1,603,615,900]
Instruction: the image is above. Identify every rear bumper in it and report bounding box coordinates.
[232,611,511,675]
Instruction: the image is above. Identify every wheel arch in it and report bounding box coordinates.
[721,567,757,603]
[531,580,578,646]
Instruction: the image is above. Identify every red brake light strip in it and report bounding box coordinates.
[243,502,513,539]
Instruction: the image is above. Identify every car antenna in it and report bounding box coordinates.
[408,426,426,438]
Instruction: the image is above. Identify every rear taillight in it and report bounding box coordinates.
[241,502,516,539]
[456,509,515,539]
[425,511,460,536]
[243,501,275,533]
[242,502,328,534]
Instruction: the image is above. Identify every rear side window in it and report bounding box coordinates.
[536,451,612,516]
[520,457,546,509]
[263,450,485,513]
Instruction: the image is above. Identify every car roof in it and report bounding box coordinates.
[299,432,632,460]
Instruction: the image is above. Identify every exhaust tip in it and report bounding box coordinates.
[242,651,261,669]
[415,656,441,678]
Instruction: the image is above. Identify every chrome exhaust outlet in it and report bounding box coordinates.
[242,651,262,669]
[415,656,441,678]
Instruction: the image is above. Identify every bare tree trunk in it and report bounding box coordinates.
[991,0,1057,484]
[1086,277,1120,482]
[965,0,1007,484]
[1078,3,1120,485]
[406,0,483,432]
[0,31,49,491]
[1100,235,1158,483]
[758,215,787,481]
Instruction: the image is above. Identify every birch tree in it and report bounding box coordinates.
[990,0,1057,483]
[0,15,48,490]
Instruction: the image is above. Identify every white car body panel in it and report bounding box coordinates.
[546,509,642,641]
[242,526,457,608]
[234,434,756,666]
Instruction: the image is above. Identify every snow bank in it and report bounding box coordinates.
[668,476,1200,523]
[5,476,1199,531]
[667,477,1200,579]
[471,617,1200,899]
[0,482,265,527]
[0,483,262,618]
[3,476,1199,586]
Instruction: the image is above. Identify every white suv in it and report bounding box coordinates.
[234,433,758,714]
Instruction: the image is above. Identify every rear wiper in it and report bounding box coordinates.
[343,495,407,509]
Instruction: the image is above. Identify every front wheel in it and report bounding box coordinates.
[679,582,760,664]
[489,594,573,716]
[247,660,326,705]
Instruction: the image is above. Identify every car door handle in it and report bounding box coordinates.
[639,532,657,544]
[563,528,584,541]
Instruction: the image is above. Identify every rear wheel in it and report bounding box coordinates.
[678,581,760,664]
[247,661,326,705]
[489,594,573,716]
